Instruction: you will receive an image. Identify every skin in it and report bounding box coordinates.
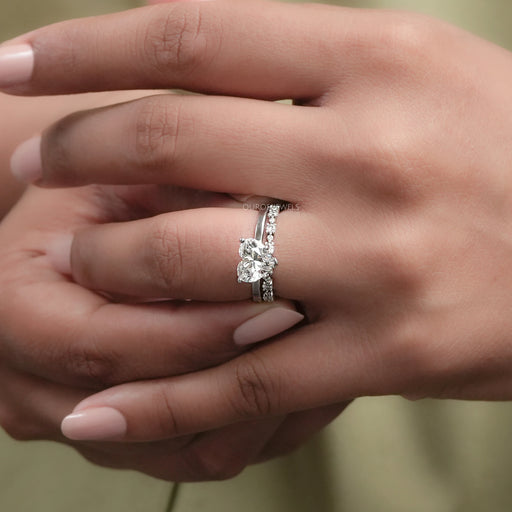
[0,95,343,483]
[0,91,155,218]
[0,165,347,480]
[4,0,512,478]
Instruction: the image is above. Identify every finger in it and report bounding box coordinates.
[2,365,281,481]
[255,402,350,463]
[108,184,244,219]
[3,187,304,389]
[1,363,283,482]
[0,0,344,98]
[0,364,88,442]
[5,273,302,389]
[165,418,283,481]
[75,418,283,482]
[59,323,395,442]
[69,206,313,302]
[12,94,314,201]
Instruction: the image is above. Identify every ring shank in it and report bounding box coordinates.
[251,207,268,302]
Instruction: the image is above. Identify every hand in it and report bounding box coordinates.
[0,180,334,480]
[4,0,512,455]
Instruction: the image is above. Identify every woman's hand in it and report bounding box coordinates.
[0,90,161,219]
[4,0,512,457]
[0,180,330,481]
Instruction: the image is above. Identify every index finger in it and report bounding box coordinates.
[0,0,348,99]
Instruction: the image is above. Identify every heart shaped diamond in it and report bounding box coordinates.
[237,238,277,283]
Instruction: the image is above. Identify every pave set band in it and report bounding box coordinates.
[237,204,281,302]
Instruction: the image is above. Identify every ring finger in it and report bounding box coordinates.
[69,206,319,302]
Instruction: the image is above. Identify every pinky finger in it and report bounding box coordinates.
[77,418,283,482]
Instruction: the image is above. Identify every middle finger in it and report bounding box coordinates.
[16,94,317,201]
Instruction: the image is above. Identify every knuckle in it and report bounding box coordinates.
[381,237,422,292]
[0,411,43,441]
[146,217,187,294]
[132,97,188,173]
[369,13,436,67]
[154,382,181,437]
[363,226,425,297]
[361,135,423,204]
[338,13,438,84]
[314,122,425,207]
[380,317,431,392]
[231,353,275,419]
[185,446,245,481]
[63,340,117,389]
[143,4,208,76]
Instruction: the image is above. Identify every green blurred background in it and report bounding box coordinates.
[2,0,512,49]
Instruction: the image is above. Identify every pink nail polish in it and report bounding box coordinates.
[10,135,42,183]
[233,307,304,346]
[61,407,127,441]
[0,44,34,88]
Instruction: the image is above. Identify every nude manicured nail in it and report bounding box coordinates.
[0,44,34,87]
[234,307,304,346]
[10,135,42,183]
[61,407,127,441]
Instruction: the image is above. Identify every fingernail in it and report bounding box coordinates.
[0,44,34,88]
[10,135,42,183]
[234,307,304,346]
[46,233,73,275]
[61,407,127,441]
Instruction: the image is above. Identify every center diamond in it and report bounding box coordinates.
[237,238,277,283]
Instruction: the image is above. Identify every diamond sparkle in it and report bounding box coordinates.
[237,238,278,283]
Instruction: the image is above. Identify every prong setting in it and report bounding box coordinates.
[237,204,282,302]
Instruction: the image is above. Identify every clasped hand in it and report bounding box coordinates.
[1,0,512,481]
